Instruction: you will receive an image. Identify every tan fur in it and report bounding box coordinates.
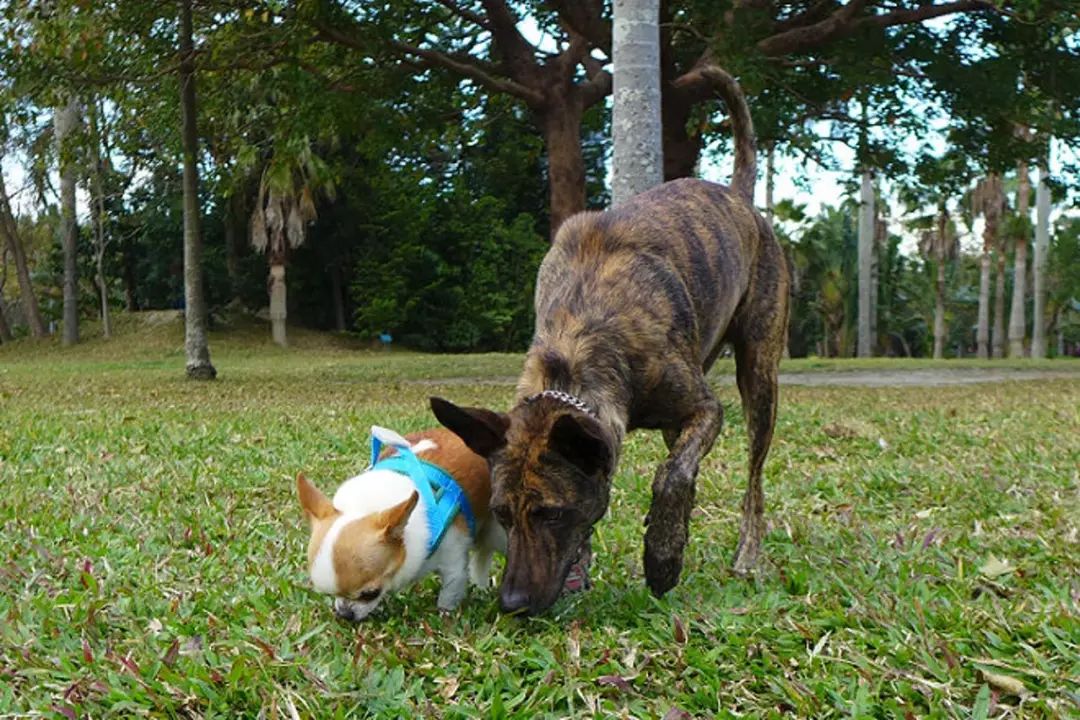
[332,513,407,597]
[298,473,341,569]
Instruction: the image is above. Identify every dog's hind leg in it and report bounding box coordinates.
[730,239,789,575]
[644,384,724,596]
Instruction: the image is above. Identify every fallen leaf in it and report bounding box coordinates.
[50,704,77,720]
[162,638,180,667]
[673,615,688,644]
[251,637,276,660]
[82,638,93,664]
[437,676,459,700]
[979,556,1016,579]
[982,670,1026,697]
[662,708,692,720]
[568,621,581,662]
[823,423,858,439]
[147,618,163,635]
[597,675,632,692]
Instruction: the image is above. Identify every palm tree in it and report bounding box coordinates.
[918,206,959,359]
[611,0,662,206]
[1007,160,1031,357]
[54,97,80,346]
[1031,153,1051,357]
[972,174,1005,359]
[249,142,334,346]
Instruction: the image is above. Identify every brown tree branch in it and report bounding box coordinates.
[757,0,876,56]
[758,0,993,56]
[579,66,612,108]
[547,0,610,55]
[388,40,544,105]
[479,0,540,77]
[866,0,990,29]
[433,0,492,30]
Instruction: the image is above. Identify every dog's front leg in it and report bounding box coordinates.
[436,543,471,612]
[644,393,723,597]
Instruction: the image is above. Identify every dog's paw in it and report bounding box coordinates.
[643,539,683,597]
[643,521,687,597]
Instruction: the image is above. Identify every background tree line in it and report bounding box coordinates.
[0,0,1078,362]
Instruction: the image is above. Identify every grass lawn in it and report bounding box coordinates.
[1,320,1078,718]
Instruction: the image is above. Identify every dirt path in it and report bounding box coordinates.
[775,368,1080,387]
[414,368,1080,388]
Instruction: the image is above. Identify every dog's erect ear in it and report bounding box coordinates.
[297,472,336,522]
[548,414,612,477]
[429,397,509,458]
[378,490,419,542]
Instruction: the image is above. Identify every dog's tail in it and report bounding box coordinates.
[674,65,756,203]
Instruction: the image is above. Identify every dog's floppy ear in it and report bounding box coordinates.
[378,490,419,542]
[548,414,612,477]
[297,472,336,522]
[429,397,509,458]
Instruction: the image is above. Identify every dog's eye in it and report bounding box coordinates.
[492,506,513,528]
[355,588,381,603]
[532,506,569,525]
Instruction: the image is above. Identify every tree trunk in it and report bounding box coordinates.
[88,99,111,339]
[658,6,701,182]
[330,263,347,332]
[0,296,11,342]
[539,96,586,239]
[992,251,1006,359]
[122,242,138,311]
[856,169,873,358]
[0,253,11,341]
[0,170,47,338]
[1007,161,1030,357]
[612,0,662,206]
[224,191,245,305]
[55,97,80,346]
[933,255,946,359]
[1031,158,1050,358]
[269,262,287,346]
[179,0,216,379]
[764,144,775,224]
[976,249,990,358]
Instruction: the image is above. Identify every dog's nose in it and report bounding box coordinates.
[334,602,356,622]
[499,587,532,615]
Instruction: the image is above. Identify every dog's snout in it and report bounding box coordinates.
[499,586,532,615]
[333,601,356,622]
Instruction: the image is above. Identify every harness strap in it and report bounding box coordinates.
[369,427,478,556]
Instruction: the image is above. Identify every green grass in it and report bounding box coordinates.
[1,319,1078,718]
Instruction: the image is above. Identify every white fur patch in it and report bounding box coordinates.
[371,425,411,450]
[411,439,438,454]
[310,517,345,594]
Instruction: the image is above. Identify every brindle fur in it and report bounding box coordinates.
[432,67,789,615]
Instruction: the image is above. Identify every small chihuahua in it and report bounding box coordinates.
[297,426,505,621]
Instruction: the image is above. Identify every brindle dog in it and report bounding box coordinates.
[431,67,790,616]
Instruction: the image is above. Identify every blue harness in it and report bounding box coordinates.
[369,431,477,556]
